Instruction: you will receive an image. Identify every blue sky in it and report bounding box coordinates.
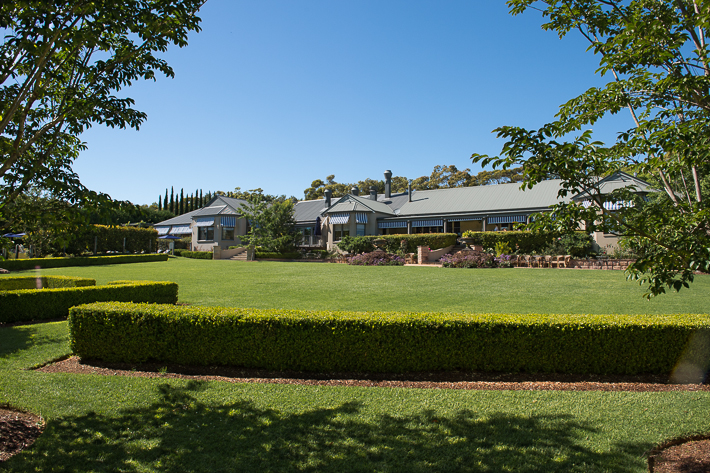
[75,0,633,205]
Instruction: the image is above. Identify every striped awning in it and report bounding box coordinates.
[378,221,408,229]
[170,225,192,235]
[221,216,236,227]
[355,213,368,224]
[156,226,170,235]
[194,217,214,227]
[487,215,527,224]
[412,219,443,227]
[447,216,484,222]
[330,213,350,225]
[581,200,632,210]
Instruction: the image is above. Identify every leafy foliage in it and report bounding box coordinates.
[463,230,558,254]
[440,253,497,268]
[69,302,710,375]
[346,251,405,266]
[0,280,178,323]
[338,233,458,254]
[336,236,375,254]
[0,1,203,228]
[239,192,300,254]
[473,1,710,297]
[303,166,524,200]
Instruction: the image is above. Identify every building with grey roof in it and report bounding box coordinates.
[153,169,652,254]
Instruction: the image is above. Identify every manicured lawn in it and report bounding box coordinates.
[2,259,709,471]
[11,257,710,314]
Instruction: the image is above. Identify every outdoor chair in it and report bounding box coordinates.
[543,255,553,268]
[522,255,532,267]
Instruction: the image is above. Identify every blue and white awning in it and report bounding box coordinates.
[355,213,368,224]
[581,200,632,210]
[447,216,484,222]
[170,225,192,235]
[487,215,527,224]
[221,216,236,227]
[330,213,350,225]
[378,221,407,229]
[156,226,170,235]
[194,217,214,227]
[412,219,443,227]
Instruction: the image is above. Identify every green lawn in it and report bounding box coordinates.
[12,257,710,314]
[2,260,710,472]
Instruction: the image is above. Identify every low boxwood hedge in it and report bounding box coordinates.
[0,254,169,272]
[68,304,710,376]
[339,234,457,254]
[1,281,178,324]
[175,250,213,259]
[0,276,96,291]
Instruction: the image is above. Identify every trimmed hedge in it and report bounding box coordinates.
[69,225,158,255]
[176,250,213,259]
[0,254,169,272]
[0,276,95,291]
[0,281,178,324]
[69,303,710,376]
[339,233,458,254]
[463,230,557,254]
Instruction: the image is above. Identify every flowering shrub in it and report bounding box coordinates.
[439,252,497,268]
[347,251,405,266]
[495,254,514,268]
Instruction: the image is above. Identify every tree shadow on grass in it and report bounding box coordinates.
[5,381,648,472]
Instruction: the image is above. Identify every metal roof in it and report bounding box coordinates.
[572,172,654,201]
[294,199,327,224]
[153,208,203,227]
[391,179,569,218]
[324,194,396,216]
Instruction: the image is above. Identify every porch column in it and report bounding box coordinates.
[407,221,412,234]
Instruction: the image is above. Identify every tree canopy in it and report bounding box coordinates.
[238,191,300,255]
[303,166,524,200]
[472,0,710,297]
[0,0,204,219]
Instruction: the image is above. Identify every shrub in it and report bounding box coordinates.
[337,234,457,254]
[67,225,158,255]
[0,280,178,324]
[337,236,375,254]
[440,252,496,268]
[0,254,169,271]
[177,250,213,259]
[0,276,95,291]
[542,232,595,257]
[347,251,405,266]
[69,303,710,376]
[463,230,557,254]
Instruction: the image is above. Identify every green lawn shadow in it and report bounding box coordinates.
[5,381,648,472]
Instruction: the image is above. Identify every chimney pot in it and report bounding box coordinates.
[384,170,392,199]
[370,186,377,201]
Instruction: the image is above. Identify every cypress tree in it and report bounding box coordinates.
[199,189,203,207]
[170,187,174,213]
[158,196,162,211]
[195,189,199,209]
[180,188,184,214]
[164,189,168,212]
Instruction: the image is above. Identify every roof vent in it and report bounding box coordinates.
[370,186,377,201]
[384,170,392,199]
[324,189,332,208]
[351,186,360,196]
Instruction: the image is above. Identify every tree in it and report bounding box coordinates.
[179,188,184,214]
[238,191,300,254]
[0,1,204,217]
[472,0,710,297]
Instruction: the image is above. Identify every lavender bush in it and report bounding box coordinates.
[347,251,405,266]
[439,252,497,268]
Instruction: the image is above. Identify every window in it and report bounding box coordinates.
[222,227,235,240]
[334,224,349,241]
[356,223,366,237]
[198,226,214,241]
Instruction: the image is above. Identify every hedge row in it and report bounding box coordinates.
[1,281,178,324]
[340,233,458,254]
[175,250,213,259]
[68,303,710,375]
[463,230,558,253]
[0,254,169,271]
[69,225,159,255]
[0,276,95,291]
